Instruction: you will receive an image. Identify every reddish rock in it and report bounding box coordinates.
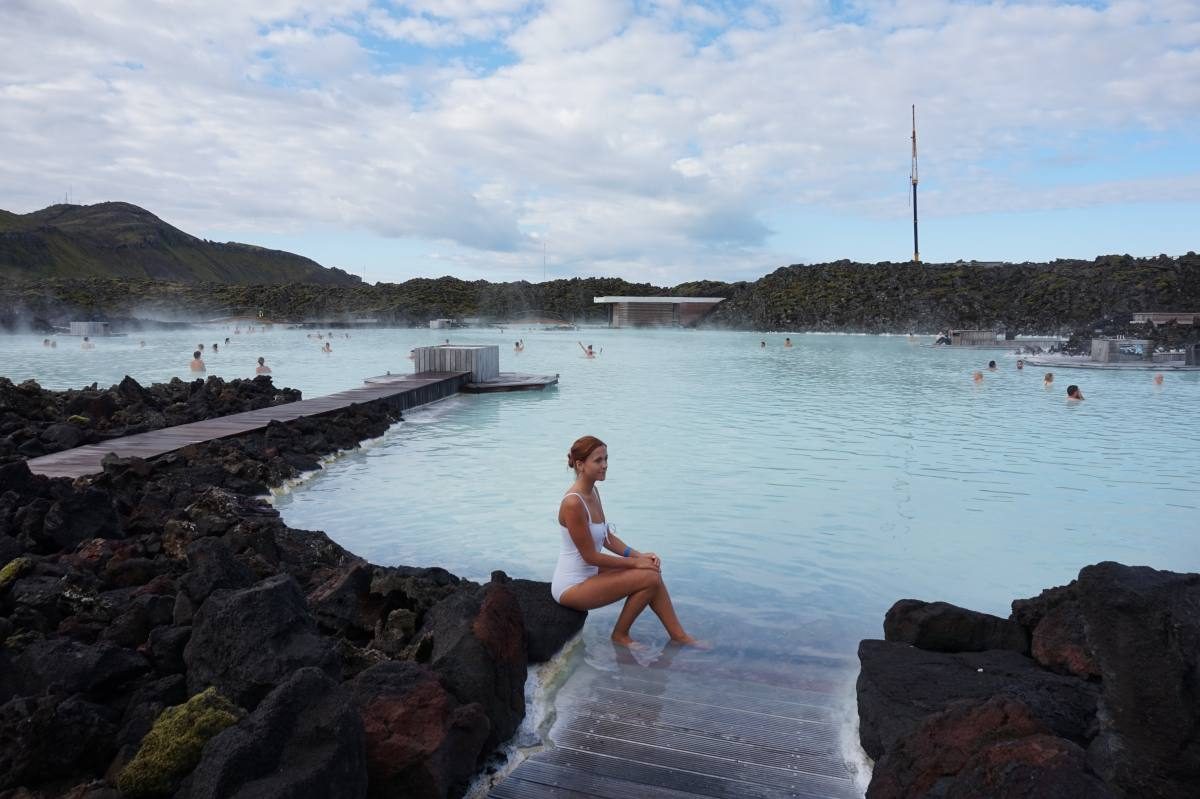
[473,582,526,667]
[68,539,115,572]
[945,734,1114,798]
[350,661,489,799]
[417,578,528,754]
[868,696,1049,798]
[1030,600,1099,679]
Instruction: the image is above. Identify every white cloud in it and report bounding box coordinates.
[0,0,1198,283]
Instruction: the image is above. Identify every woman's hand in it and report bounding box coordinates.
[640,552,662,569]
[632,555,660,572]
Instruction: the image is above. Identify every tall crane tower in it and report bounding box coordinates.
[910,105,920,263]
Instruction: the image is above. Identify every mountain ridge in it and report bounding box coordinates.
[0,201,360,286]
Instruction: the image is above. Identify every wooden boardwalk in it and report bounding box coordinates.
[491,659,861,799]
[25,371,470,479]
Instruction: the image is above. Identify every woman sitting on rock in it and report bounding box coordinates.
[551,435,701,648]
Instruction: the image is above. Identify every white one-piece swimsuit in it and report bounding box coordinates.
[551,492,611,604]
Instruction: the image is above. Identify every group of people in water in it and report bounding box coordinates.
[183,335,276,375]
[971,358,1168,399]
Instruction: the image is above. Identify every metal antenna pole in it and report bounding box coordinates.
[911,105,920,263]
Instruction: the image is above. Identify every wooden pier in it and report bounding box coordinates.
[491,659,861,799]
[25,372,470,479]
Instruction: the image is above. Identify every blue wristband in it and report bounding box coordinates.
[622,546,632,557]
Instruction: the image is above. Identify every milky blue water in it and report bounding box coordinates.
[5,327,1199,679]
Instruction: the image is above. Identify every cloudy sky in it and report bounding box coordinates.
[2,1,1198,284]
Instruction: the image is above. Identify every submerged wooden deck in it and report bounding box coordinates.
[491,659,861,799]
[463,373,559,392]
[365,371,559,392]
[25,371,471,479]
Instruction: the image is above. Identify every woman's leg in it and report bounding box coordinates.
[560,570,697,646]
[645,580,689,641]
[557,568,661,613]
[612,576,690,643]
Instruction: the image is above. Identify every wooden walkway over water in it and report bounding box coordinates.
[491,659,861,799]
[25,371,471,479]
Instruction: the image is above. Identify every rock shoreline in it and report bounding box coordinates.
[0,381,585,798]
[857,563,1200,798]
[0,375,301,464]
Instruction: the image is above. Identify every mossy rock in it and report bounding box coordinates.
[0,557,32,590]
[116,687,243,797]
[67,414,90,425]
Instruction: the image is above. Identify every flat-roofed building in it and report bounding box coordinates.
[1131,312,1200,326]
[69,321,112,337]
[593,296,724,328]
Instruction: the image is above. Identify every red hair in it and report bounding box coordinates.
[567,435,606,470]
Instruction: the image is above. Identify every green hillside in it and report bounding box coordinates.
[0,202,360,286]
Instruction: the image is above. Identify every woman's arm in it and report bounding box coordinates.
[605,527,660,567]
[560,497,656,570]
[603,526,635,557]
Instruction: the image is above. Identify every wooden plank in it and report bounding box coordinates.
[497,759,724,799]
[523,748,858,799]
[550,728,856,796]
[560,698,841,753]
[601,669,843,709]
[489,776,596,799]
[554,718,846,778]
[564,683,837,725]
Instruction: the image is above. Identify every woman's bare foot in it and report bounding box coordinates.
[669,634,712,650]
[611,632,646,649]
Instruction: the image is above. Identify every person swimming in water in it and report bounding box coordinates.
[1043,372,1054,388]
[190,351,206,372]
[81,336,95,350]
[578,342,600,358]
[987,360,997,370]
[255,356,271,375]
[760,340,766,348]
[212,343,219,353]
[321,342,332,353]
[551,436,701,648]
[514,339,524,353]
[972,370,984,383]
[1016,359,1024,370]
[784,337,793,348]
[1067,384,1084,400]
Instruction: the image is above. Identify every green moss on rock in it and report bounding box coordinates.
[117,687,243,797]
[0,557,32,590]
